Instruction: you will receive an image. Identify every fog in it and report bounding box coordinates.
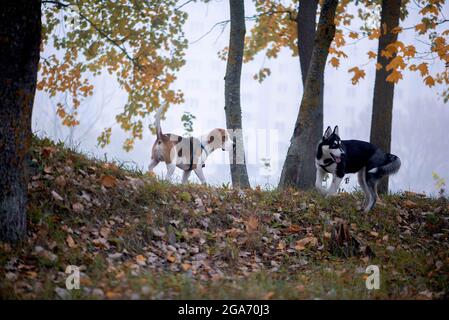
[33,0,449,195]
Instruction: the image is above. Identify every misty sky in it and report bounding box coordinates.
[32,0,449,195]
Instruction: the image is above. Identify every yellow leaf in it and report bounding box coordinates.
[368,28,380,40]
[367,51,377,59]
[415,23,427,34]
[349,32,359,39]
[417,63,429,76]
[376,63,383,70]
[386,70,403,84]
[403,45,416,58]
[329,57,340,68]
[348,67,366,85]
[386,56,406,71]
[425,75,435,87]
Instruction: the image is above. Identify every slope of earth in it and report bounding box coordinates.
[1,137,448,299]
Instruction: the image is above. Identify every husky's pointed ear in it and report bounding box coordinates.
[333,126,339,136]
[323,126,332,139]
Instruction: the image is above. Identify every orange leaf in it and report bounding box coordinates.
[415,23,427,34]
[349,32,359,39]
[246,215,259,233]
[386,70,403,84]
[386,56,406,71]
[295,237,318,251]
[417,63,429,76]
[329,57,340,68]
[101,175,117,188]
[367,51,377,59]
[424,75,435,87]
[348,67,366,85]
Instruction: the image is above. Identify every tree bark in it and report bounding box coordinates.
[224,0,250,188]
[0,1,42,242]
[370,0,402,194]
[279,0,336,190]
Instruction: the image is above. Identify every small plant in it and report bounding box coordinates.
[432,172,446,197]
[181,111,196,136]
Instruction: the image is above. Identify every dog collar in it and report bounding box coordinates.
[200,143,209,156]
[319,158,335,173]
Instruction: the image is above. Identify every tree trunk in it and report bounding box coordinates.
[279,0,336,190]
[0,1,41,242]
[224,0,250,188]
[370,0,401,194]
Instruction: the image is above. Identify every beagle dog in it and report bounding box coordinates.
[148,108,234,184]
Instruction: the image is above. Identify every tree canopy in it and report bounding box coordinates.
[40,0,188,150]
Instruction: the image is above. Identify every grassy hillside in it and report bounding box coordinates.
[1,137,448,299]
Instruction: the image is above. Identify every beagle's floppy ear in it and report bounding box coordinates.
[333,126,339,136]
[323,126,332,140]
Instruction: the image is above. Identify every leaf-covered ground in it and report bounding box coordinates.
[1,137,449,299]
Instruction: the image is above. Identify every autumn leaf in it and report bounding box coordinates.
[295,236,318,251]
[415,23,427,34]
[348,67,366,85]
[349,31,359,39]
[246,216,259,233]
[386,56,406,71]
[424,75,435,87]
[135,255,146,266]
[367,51,377,59]
[101,175,117,188]
[386,70,403,84]
[66,235,76,248]
[368,28,380,40]
[329,57,340,68]
[181,263,192,271]
[417,63,429,76]
[286,224,301,234]
[167,253,176,263]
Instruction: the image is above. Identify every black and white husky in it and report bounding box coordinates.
[315,126,401,212]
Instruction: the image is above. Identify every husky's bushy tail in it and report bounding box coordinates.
[379,153,401,176]
[154,107,164,140]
